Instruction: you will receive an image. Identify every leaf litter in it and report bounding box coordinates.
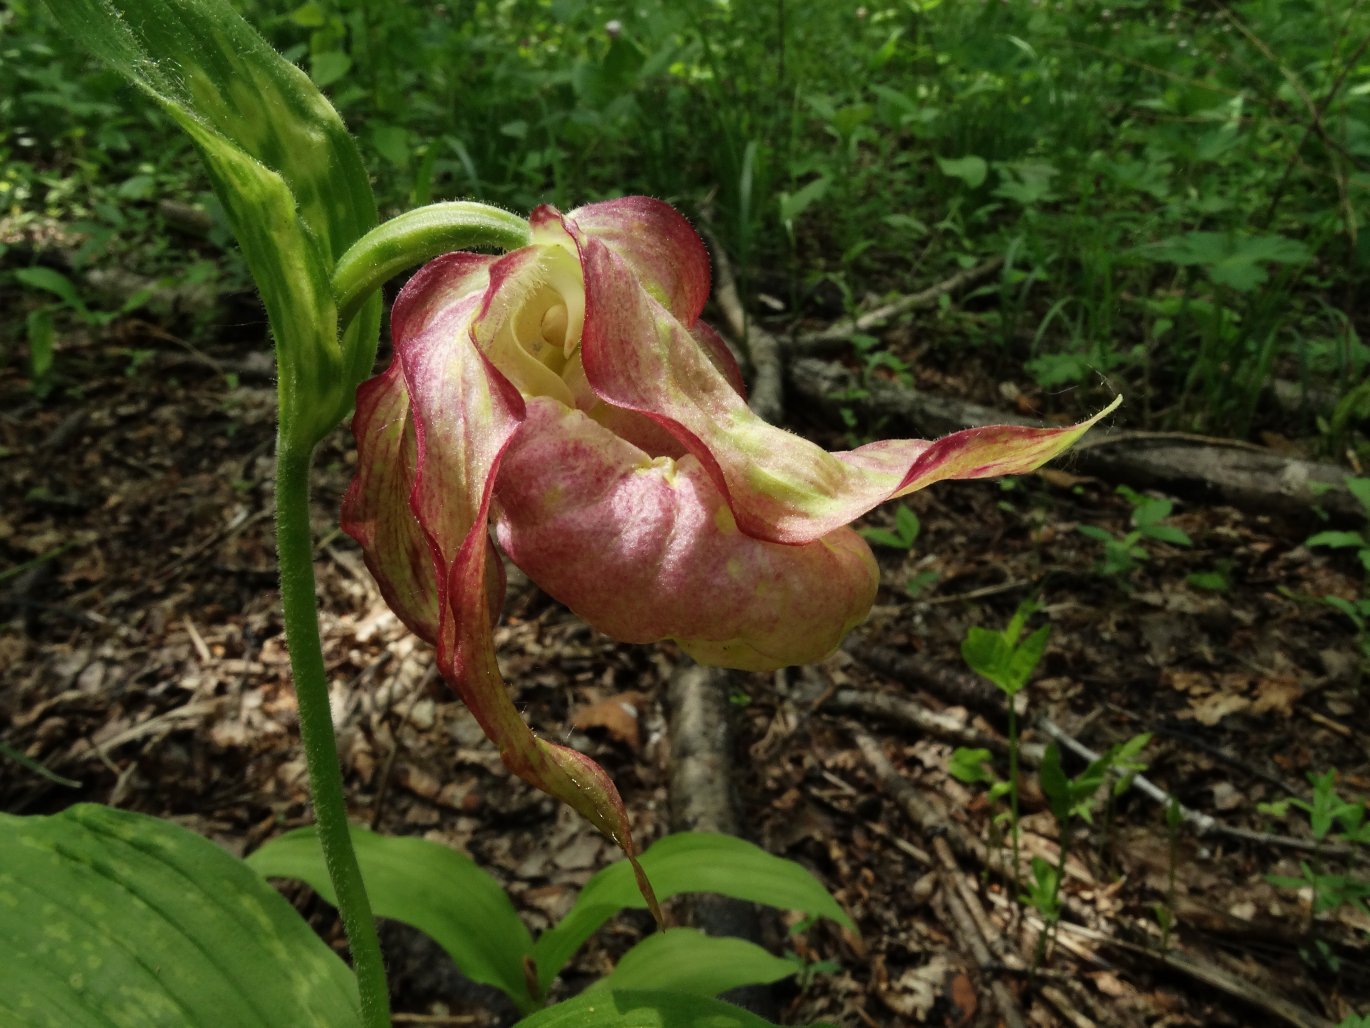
[2,328,1368,1025]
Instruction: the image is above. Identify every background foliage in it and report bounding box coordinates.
[3,0,1367,448]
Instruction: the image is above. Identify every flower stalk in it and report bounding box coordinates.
[275,442,389,1028]
[333,202,533,333]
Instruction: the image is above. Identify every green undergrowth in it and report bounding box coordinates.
[3,0,1366,453]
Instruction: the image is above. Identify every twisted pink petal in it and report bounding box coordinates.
[492,398,879,671]
[344,195,1117,907]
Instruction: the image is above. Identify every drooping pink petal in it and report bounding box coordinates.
[491,398,880,672]
[341,364,439,643]
[577,234,1121,544]
[345,254,657,914]
[442,498,659,921]
[390,252,516,569]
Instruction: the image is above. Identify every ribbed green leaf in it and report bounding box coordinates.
[533,833,853,994]
[42,0,381,445]
[591,928,798,997]
[513,989,784,1027]
[0,804,361,1027]
[248,824,538,1012]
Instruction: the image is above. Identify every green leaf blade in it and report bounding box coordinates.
[591,928,798,997]
[1307,530,1366,550]
[248,825,537,1012]
[514,989,795,1027]
[42,0,382,445]
[0,804,361,1028]
[532,833,852,994]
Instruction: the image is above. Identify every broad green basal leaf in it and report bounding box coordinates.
[590,928,799,998]
[532,832,853,994]
[248,824,538,1012]
[0,804,361,1028]
[513,989,788,1027]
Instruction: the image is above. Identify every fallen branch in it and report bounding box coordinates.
[853,725,1339,1028]
[789,257,1006,356]
[823,687,1032,761]
[832,661,1356,860]
[1037,716,1360,860]
[665,661,777,1020]
[1055,921,1338,1028]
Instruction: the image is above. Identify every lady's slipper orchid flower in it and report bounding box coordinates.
[342,197,1118,888]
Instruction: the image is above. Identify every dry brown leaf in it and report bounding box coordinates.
[1092,969,1132,998]
[946,971,978,1025]
[1250,675,1301,716]
[1181,691,1251,725]
[1209,781,1245,812]
[1163,669,1214,695]
[571,690,646,750]
[1039,467,1095,489]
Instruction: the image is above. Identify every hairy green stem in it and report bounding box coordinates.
[1007,701,1022,914]
[275,443,390,1028]
[333,201,532,333]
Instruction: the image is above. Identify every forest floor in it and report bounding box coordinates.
[2,314,1368,1027]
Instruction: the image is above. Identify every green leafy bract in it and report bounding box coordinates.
[42,0,381,447]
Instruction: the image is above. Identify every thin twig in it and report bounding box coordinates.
[1054,920,1337,1028]
[824,687,1031,761]
[789,256,1005,355]
[842,645,1362,858]
[1037,716,1360,859]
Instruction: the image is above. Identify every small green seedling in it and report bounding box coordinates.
[1307,477,1370,667]
[1078,484,1192,578]
[1021,856,1062,924]
[903,569,940,599]
[14,266,154,397]
[951,602,1050,906]
[1260,769,1370,970]
[1154,798,1183,951]
[948,747,1013,805]
[1186,559,1233,592]
[1307,477,1370,569]
[1030,734,1150,965]
[1258,769,1370,846]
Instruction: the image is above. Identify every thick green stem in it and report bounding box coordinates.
[332,201,531,333]
[275,442,390,1028]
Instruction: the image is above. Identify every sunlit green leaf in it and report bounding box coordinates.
[936,154,987,188]
[249,824,537,1012]
[514,989,798,1027]
[14,267,87,314]
[1135,231,1310,292]
[532,833,852,994]
[0,805,361,1027]
[42,0,381,446]
[591,929,798,997]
